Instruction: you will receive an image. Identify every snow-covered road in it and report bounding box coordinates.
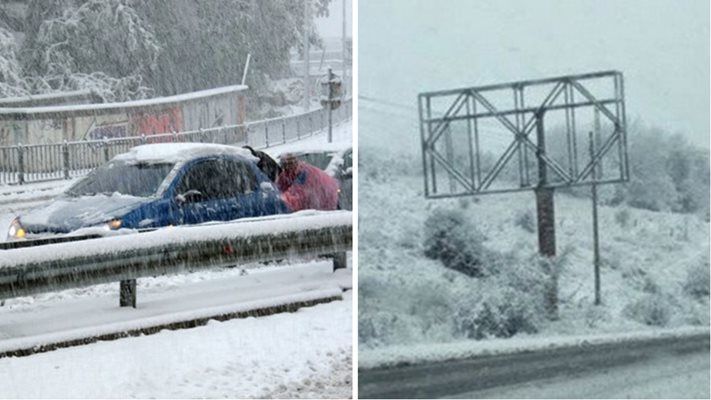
[453,345,709,399]
[360,330,709,399]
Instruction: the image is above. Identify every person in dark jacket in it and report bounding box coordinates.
[243,145,281,181]
[276,153,339,212]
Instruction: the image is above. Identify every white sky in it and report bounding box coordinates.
[315,0,352,40]
[359,0,710,149]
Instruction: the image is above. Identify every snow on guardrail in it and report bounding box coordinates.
[0,210,352,301]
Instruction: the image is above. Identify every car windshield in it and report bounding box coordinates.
[67,161,175,198]
[299,152,334,170]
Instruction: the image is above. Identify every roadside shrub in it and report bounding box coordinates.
[614,208,631,228]
[455,286,541,339]
[452,254,548,339]
[683,255,710,298]
[359,311,417,348]
[423,207,487,277]
[623,292,673,326]
[514,209,536,233]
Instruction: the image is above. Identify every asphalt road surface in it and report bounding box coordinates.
[359,334,710,399]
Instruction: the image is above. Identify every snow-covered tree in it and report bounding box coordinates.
[136,0,329,97]
[0,26,29,96]
[7,0,331,103]
[21,0,159,100]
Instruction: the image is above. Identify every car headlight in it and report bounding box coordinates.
[106,219,122,230]
[8,217,26,239]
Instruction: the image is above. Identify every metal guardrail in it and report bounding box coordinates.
[0,233,103,250]
[0,212,352,306]
[0,99,352,185]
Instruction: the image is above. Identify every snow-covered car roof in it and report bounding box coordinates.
[265,140,352,160]
[113,143,258,164]
[265,141,351,177]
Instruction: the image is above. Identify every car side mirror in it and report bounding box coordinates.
[342,167,352,180]
[260,182,276,191]
[176,189,203,204]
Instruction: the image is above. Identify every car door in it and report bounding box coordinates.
[218,158,261,220]
[218,158,288,219]
[174,159,227,225]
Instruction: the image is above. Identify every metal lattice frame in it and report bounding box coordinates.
[418,71,628,198]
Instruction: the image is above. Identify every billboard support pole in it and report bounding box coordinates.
[534,112,558,319]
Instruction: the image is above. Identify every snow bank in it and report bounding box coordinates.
[359,326,710,369]
[0,291,352,398]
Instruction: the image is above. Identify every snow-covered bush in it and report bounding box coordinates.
[358,275,457,348]
[450,250,549,339]
[583,304,610,328]
[514,209,536,233]
[423,207,487,277]
[359,146,422,181]
[623,292,674,327]
[683,255,710,298]
[614,207,630,228]
[454,280,544,339]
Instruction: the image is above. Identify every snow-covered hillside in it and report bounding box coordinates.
[359,147,709,349]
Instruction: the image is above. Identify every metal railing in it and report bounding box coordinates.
[0,212,352,306]
[0,99,352,185]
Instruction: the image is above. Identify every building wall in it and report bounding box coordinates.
[0,88,248,147]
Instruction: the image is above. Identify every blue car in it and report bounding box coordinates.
[7,143,288,240]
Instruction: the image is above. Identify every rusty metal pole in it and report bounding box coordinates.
[534,112,558,319]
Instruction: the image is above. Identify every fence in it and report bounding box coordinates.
[0,99,351,185]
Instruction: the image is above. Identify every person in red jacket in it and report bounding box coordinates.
[276,153,339,212]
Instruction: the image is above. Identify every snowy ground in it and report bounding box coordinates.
[0,122,353,398]
[358,145,709,357]
[0,289,352,398]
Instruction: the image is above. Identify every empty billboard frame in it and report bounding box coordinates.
[418,71,629,199]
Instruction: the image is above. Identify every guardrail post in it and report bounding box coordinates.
[332,252,347,271]
[120,279,137,308]
[140,133,147,144]
[199,128,205,143]
[172,130,178,143]
[62,140,70,180]
[282,120,286,144]
[103,137,110,162]
[17,143,24,185]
